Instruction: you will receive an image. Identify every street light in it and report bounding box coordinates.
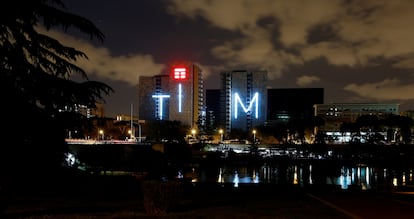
[252,129,256,144]
[219,129,223,143]
[191,129,196,138]
[99,129,104,140]
[138,122,142,142]
[128,129,132,140]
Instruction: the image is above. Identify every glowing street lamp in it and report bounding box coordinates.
[219,129,223,143]
[99,129,104,140]
[252,129,256,144]
[191,129,196,138]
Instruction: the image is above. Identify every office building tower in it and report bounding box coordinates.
[138,74,170,121]
[169,62,204,128]
[220,70,267,133]
[138,62,204,129]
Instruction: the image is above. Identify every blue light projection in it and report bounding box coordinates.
[152,88,261,122]
[152,94,170,119]
[234,92,259,119]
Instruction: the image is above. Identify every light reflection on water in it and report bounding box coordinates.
[189,164,414,190]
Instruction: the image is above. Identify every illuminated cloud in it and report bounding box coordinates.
[296,75,321,87]
[43,29,165,86]
[167,0,414,78]
[393,56,414,69]
[43,0,414,114]
[344,78,414,100]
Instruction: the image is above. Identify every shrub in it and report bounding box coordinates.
[141,180,184,215]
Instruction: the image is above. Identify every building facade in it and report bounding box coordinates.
[267,88,324,123]
[220,70,267,133]
[138,62,205,129]
[138,74,170,121]
[314,103,400,131]
[206,89,221,133]
[168,62,204,128]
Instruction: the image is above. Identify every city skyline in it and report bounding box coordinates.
[50,0,414,117]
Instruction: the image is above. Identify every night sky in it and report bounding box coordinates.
[49,0,414,117]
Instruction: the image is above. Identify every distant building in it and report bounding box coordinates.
[206,89,221,132]
[400,110,414,119]
[267,88,324,123]
[90,102,105,118]
[220,70,267,133]
[60,102,105,118]
[314,103,400,131]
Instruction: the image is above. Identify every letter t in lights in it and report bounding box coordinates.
[152,94,170,119]
[234,92,259,119]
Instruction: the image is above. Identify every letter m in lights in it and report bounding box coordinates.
[234,92,259,119]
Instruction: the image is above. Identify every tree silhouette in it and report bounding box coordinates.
[145,120,187,143]
[383,114,413,144]
[1,0,113,176]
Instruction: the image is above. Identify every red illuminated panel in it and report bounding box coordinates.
[173,67,187,80]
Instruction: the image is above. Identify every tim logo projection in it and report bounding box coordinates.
[152,66,260,120]
[151,67,186,119]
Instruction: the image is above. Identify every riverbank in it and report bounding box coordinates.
[4,143,414,218]
[4,181,349,219]
[4,170,414,219]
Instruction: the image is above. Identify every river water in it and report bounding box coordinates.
[68,143,414,191]
[182,162,414,191]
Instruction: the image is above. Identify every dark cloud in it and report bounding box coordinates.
[57,0,414,116]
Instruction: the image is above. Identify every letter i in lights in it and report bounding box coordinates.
[173,67,187,113]
[178,83,182,112]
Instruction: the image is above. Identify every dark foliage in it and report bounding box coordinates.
[0,0,113,178]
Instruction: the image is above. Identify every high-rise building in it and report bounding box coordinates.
[220,70,267,133]
[138,62,205,129]
[168,62,204,128]
[138,74,170,121]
